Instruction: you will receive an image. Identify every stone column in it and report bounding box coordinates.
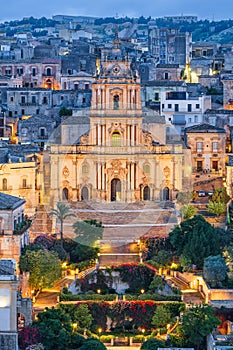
[131,162,135,190]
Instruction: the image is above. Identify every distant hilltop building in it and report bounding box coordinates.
[52,15,99,25]
[163,15,198,23]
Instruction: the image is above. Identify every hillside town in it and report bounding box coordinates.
[1,13,233,350]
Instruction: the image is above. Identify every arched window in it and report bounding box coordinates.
[2,178,7,190]
[112,132,121,147]
[143,164,150,174]
[46,67,52,76]
[113,94,119,109]
[82,164,89,174]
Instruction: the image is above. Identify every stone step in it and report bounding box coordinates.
[99,254,140,266]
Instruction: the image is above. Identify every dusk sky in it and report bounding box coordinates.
[1,0,233,22]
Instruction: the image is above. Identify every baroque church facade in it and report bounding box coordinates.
[49,41,186,205]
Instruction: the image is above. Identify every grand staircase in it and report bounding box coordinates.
[30,201,178,265]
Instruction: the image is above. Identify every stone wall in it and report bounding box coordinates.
[0,332,17,350]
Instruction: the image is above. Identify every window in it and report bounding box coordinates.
[113,94,119,110]
[39,128,46,137]
[197,160,203,171]
[212,142,218,152]
[21,96,26,104]
[164,72,169,80]
[46,67,52,76]
[196,141,203,152]
[32,67,36,76]
[212,160,218,171]
[42,96,47,104]
[5,67,12,75]
[2,178,7,190]
[188,104,192,112]
[175,104,179,112]
[168,104,172,109]
[67,69,72,75]
[143,164,150,174]
[85,83,89,90]
[154,93,159,101]
[10,97,14,102]
[80,60,86,71]
[31,96,36,104]
[196,104,200,109]
[194,115,198,123]
[17,67,23,76]
[22,178,27,189]
[82,164,89,174]
[188,117,192,123]
[82,97,86,104]
[112,132,121,147]
[21,109,25,115]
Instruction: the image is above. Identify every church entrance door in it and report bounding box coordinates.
[111,178,121,201]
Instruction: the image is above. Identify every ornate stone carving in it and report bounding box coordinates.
[107,160,128,179]
[163,166,171,178]
[62,166,69,178]
[108,122,125,134]
[80,133,89,145]
[143,131,152,146]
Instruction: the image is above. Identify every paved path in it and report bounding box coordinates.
[33,276,74,312]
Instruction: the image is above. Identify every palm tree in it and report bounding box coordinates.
[50,202,76,249]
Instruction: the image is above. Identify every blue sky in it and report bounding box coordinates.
[1,0,233,22]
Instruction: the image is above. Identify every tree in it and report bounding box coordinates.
[35,307,72,350]
[73,221,103,247]
[207,201,226,217]
[169,215,220,269]
[50,202,76,249]
[180,205,197,221]
[149,275,165,292]
[178,304,220,349]
[176,191,193,205]
[211,187,230,204]
[152,305,172,329]
[19,250,62,291]
[203,255,228,287]
[79,339,107,350]
[73,304,93,330]
[140,338,165,350]
[152,250,172,267]
[59,107,72,117]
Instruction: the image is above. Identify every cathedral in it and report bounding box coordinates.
[49,38,186,205]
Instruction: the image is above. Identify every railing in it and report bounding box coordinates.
[50,144,183,155]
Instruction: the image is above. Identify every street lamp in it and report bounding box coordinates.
[98,327,102,339]
[140,289,145,294]
[97,289,101,294]
[142,328,145,342]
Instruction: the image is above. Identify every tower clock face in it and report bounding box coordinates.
[113,65,120,74]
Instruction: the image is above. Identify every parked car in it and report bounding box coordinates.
[198,190,206,197]
[207,190,214,196]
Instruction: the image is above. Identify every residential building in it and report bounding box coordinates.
[0,259,18,350]
[0,193,30,262]
[148,26,192,65]
[185,123,226,176]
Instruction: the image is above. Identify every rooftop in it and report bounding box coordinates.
[0,192,25,210]
[185,123,226,134]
